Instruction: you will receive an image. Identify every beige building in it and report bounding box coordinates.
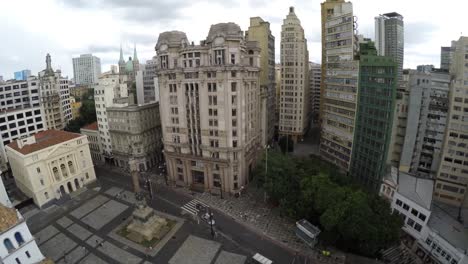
[107,102,163,171]
[5,130,97,207]
[279,7,310,142]
[434,37,468,207]
[39,54,72,130]
[246,17,276,146]
[156,23,262,194]
[319,0,359,171]
[80,122,103,165]
[309,62,321,121]
[70,96,82,119]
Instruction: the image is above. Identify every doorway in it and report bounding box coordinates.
[74,178,80,190]
[67,182,73,193]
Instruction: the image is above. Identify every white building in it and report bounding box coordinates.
[279,7,310,142]
[38,54,72,130]
[5,130,97,207]
[375,12,404,78]
[380,170,468,264]
[72,54,102,86]
[309,62,321,120]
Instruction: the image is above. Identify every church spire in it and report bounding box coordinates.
[133,43,138,62]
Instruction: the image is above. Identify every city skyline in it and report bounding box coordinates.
[1,0,466,78]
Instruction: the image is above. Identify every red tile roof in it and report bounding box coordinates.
[7,130,83,155]
[81,121,98,131]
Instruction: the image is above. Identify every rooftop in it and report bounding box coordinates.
[81,121,98,131]
[7,130,82,155]
[397,171,433,210]
[428,203,468,251]
[0,204,19,233]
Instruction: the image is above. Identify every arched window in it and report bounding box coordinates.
[14,232,24,245]
[4,238,14,252]
[53,167,60,181]
[60,164,68,178]
[68,161,75,174]
[44,192,49,199]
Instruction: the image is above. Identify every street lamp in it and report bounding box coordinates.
[264,145,270,203]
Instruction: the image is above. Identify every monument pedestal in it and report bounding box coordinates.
[126,204,170,243]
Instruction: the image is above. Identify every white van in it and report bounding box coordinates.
[247,253,273,264]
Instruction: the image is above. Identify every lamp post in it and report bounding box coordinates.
[264,145,269,203]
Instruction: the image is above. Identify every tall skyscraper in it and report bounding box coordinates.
[309,62,321,121]
[38,54,72,130]
[434,37,468,207]
[14,69,31,81]
[399,69,450,178]
[143,56,158,103]
[349,42,397,190]
[156,24,262,195]
[279,7,309,142]
[440,41,456,71]
[246,17,276,146]
[320,0,359,171]
[72,54,101,86]
[375,12,404,79]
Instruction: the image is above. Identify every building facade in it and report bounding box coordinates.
[320,0,359,171]
[107,102,162,171]
[440,41,456,71]
[375,12,404,79]
[6,130,97,207]
[434,37,468,207]
[309,62,321,121]
[38,54,72,130]
[94,72,128,163]
[13,70,31,81]
[70,96,82,119]
[349,42,397,190]
[399,69,450,178]
[279,7,309,142]
[156,23,262,194]
[80,122,103,165]
[246,17,276,146]
[72,54,101,86]
[143,57,158,103]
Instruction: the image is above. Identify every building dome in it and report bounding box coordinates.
[206,22,242,43]
[156,31,189,51]
[125,58,134,72]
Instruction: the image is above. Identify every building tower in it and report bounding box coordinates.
[119,45,126,74]
[72,54,101,86]
[279,7,309,142]
[349,42,397,190]
[246,17,276,146]
[320,0,359,171]
[39,54,72,130]
[434,36,468,207]
[375,12,404,79]
[156,24,262,195]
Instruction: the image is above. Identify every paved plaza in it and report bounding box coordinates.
[27,185,253,264]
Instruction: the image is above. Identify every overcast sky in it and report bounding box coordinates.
[0,0,466,79]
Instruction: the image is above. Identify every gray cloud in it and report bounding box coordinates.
[121,32,157,45]
[87,44,120,54]
[405,21,439,45]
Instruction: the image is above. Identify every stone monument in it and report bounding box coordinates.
[125,145,171,244]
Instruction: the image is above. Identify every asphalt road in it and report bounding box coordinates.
[95,166,300,264]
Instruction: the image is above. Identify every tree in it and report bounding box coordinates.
[64,93,96,133]
[278,136,294,153]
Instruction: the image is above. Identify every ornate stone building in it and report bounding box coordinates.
[156,23,262,194]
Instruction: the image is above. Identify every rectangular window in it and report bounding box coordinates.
[231,82,237,92]
[411,209,418,217]
[418,213,426,222]
[402,204,409,211]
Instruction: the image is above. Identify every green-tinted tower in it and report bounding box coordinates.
[350,42,397,190]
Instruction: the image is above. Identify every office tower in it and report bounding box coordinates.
[0,78,45,179]
[349,42,397,189]
[107,102,163,171]
[94,71,128,164]
[279,7,309,142]
[434,37,468,207]
[14,70,31,81]
[320,0,358,171]
[143,57,158,103]
[375,12,404,78]
[156,23,262,194]
[309,62,321,121]
[440,41,457,71]
[38,54,72,130]
[399,69,450,178]
[246,17,276,146]
[72,54,102,86]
